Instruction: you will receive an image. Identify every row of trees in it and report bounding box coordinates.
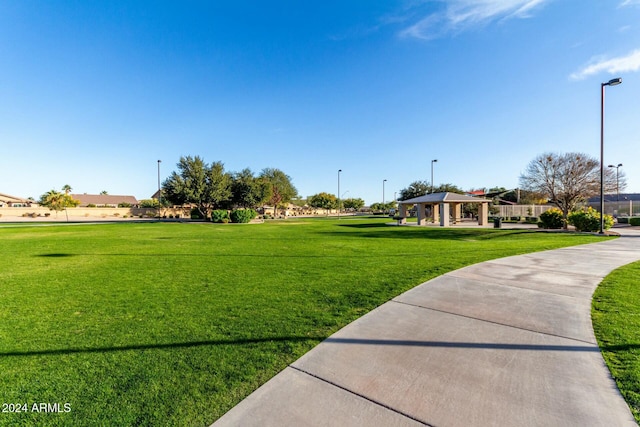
[306,192,365,214]
[161,156,298,219]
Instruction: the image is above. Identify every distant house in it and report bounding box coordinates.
[0,192,34,207]
[71,194,139,207]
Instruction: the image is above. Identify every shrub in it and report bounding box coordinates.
[630,217,640,226]
[538,208,565,229]
[211,210,230,223]
[87,204,97,208]
[230,209,258,223]
[140,199,161,208]
[118,202,132,208]
[568,207,614,232]
[617,217,629,224]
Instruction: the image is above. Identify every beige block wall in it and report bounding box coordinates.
[0,207,190,220]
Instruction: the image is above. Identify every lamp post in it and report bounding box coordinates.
[431,159,438,193]
[600,77,622,234]
[337,169,342,219]
[157,160,162,202]
[607,163,623,202]
[383,179,387,211]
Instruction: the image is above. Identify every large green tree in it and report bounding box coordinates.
[308,192,337,215]
[399,181,429,201]
[342,198,365,211]
[432,183,464,194]
[259,168,297,216]
[230,168,272,209]
[399,181,465,201]
[162,156,232,220]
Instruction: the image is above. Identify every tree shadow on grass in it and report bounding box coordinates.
[328,225,536,241]
[37,253,76,257]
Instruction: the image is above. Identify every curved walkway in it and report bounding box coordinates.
[213,228,640,427]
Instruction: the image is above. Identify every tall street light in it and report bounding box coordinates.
[337,169,342,219]
[383,179,387,208]
[431,159,438,193]
[608,163,623,202]
[157,160,162,202]
[600,77,622,234]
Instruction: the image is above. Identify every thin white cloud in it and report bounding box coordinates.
[399,0,550,40]
[570,49,640,80]
[619,0,640,7]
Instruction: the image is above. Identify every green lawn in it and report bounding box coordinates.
[592,260,640,423]
[0,218,607,426]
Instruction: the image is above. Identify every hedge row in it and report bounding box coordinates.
[537,207,615,232]
[211,209,258,223]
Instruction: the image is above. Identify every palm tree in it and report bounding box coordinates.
[62,184,72,195]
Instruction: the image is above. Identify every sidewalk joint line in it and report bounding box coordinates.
[441,273,594,300]
[289,365,434,427]
[391,300,597,346]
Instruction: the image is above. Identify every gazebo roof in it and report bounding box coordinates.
[398,192,491,204]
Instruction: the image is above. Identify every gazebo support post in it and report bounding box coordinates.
[478,202,489,226]
[417,203,425,225]
[399,204,408,224]
[453,203,462,224]
[439,203,450,227]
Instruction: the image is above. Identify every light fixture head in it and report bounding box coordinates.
[608,164,615,168]
[606,77,622,86]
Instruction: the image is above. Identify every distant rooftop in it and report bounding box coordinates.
[71,194,139,206]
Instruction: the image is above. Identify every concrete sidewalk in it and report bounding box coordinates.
[213,228,640,427]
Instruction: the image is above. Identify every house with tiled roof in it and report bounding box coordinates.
[0,192,34,207]
[71,194,139,208]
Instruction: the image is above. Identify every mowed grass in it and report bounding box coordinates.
[0,218,607,426]
[592,260,640,422]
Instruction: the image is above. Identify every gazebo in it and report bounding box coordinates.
[397,192,491,227]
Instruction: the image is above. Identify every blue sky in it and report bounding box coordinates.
[2,1,639,205]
